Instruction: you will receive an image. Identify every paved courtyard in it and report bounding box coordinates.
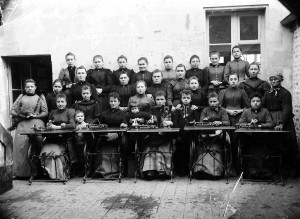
[0,176,300,219]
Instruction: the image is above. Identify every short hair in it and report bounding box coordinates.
[208,92,218,99]
[109,92,121,101]
[229,72,239,80]
[119,72,129,78]
[155,90,166,98]
[136,80,147,88]
[93,55,103,62]
[250,93,262,101]
[232,45,242,53]
[188,76,199,84]
[152,69,163,78]
[180,89,193,98]
[138,57,148,65]
[76,65,87,73]
[189,54,200,63]
[164,55,173,62]
[175,64,186,72]
[249,62,260,71]
[210,51,220,58]
[75,110,85,116]
[24,79,36,87]
[118,55,127,62]
[82,85,91,92]
[65,52,76,59]
[52,79,63,87]
[56,93,67,101]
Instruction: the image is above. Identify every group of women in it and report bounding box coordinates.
[10,45,297,180]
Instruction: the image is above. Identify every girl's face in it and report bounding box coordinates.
[270,77,280,87]
[138,60,148,72]
[251,97,261,110]
[181,94,192,105]
[66,55,75,67]
[136,82,146,94]
[176,67,186,79]
[152,72,162,84]
[210,54,220,66]
[229,75,239,87]
[189,79,199,91]
[56,97,67,110]
[118,58,127,69]
[94,57,103,69]
[232,48,242,59]
[25,82,36,95]
[82,89,91,101]
[109,97,120,109]
[208,97,219,108]
[248,65,259,78]
[77,69,87,81]
[119,74,129,85]
[131,106,139,114]
[75,113,85,123]
[155,95,166,107]
[53,82,63,94]
[164,58,173,70]
[190,57,200,69]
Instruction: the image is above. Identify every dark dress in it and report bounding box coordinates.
[87,68,113,111]
[204,64,227,94]
[46,91,70,112]
[168,78,190,107]
[94,108,126,178]
[194,106,231,176]
[58,66,78,91]
[146,83,173,106]
[191,89,208,114]
[239,78,270,98]
[186,68,209,93]
[262,86,298,167]
[135,70,152,86]
[224,58,250,82]
[112,68,136,85]
[111,84,136,108]
[72,100,101,124]
[127,94,155,113]
[70,81,100,105]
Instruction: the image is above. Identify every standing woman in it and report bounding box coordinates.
[168,64,190,110]
[239,62,270,98]
[186,55,209,93]
[162,55,176,83]
[111,72,136,112]
[262,73,298,171]
[135,57,152,86]
[128,80,155,113]
[46,79,70,112]
[10,79,48,178]
[112,55,136,85]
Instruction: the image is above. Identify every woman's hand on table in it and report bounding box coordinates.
[274,124,283,130]
[106,133,118,141]
[213,121,222,126]
[163,120,173,127]
[191,105,198,110]
[120,123,128,128]
[119,107,127,112]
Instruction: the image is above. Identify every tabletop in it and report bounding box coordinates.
[76,127,127,133]
[20,129,75,135]
[126,127,180,133]
[235,128,290,133]
[184,126,236,131]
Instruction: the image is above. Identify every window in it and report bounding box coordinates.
[207,11,264,66]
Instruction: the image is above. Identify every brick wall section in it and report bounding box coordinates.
[293,24,300,138]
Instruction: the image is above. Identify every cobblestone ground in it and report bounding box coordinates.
[0,177,300,219]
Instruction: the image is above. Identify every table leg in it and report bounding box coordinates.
[118,133,122,183]
[189,133,195,184]
[134,136,138,183]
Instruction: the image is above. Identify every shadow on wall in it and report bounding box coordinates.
[0,122,13,194]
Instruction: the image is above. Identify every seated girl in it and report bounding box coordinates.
[40,93,76,180]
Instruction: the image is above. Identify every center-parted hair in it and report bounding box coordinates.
[138,57,148,65]
[109,92,121,101]
[75,110,85,117]
[189,54,200,63]
[188,76,199,84]
[65,52,76,59]
[180,89,193,98]
[208,92,218,99]
[152,69,163,78]
[164,55,173,62]
[81,85,91,92]
[56,93,67,101]
[175,64,186,72]
[155,90,166,98]
[118,55,127,62]
[93,55,103,62]
[249,93,262,101]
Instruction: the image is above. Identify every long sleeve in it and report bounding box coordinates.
[62,109,75,129]
[10,94,23,116]
[218,89,226,108]
[238,111,248,125]
[102,70,113,93]
[36,94,48,119]
[261,109,274,128]
[167,82,174,106]
[280,90,293,125]
[240,89,250,109]
[166,87,173,106]
[202,69,209,93]
[224,62,231,82]
[220,109,230,125]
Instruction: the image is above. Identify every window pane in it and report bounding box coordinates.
[240,44,261,63]
[209,45,232,65]
[240,16,258,40]
[209,16,231,44]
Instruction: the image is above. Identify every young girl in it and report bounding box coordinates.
[46,79,69,112]
[162,55,176,83]
[186,55,209,93]
[127,80,155,113]
[58,52,78,92]
[188,76,207,114]
[204,51,227,94]
[224,45,250,82]
[135,57,152,86]
[87,55,113,111]
[112,55,136,85]
[239,62,270,98]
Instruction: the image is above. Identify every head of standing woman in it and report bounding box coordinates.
[248,62,260,79]
[52,79,63,94]
[138,57,148,72]
[76,66,87,82]
[175,64,186,79]
[232,45,243,60]
[136,80,147,95]
[119,72,130,86]
[24,79,37,95]
[189,55,200,69]
[269,73,283,88]
[228,73,239,88]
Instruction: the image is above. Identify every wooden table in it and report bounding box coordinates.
[76,127,127,183]
[127,127,180,183]
[184,126,235,183]
[235,128,290,185]
[20,129,75,185]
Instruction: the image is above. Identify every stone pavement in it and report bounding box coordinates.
[0,177,300,219]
